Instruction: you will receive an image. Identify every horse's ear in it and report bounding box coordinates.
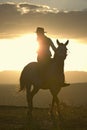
[56,39,61,45]
[65,40,69,46]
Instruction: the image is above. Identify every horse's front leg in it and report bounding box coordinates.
[54,95,64,122]
[55,96,61,116]
[50,96,55,115]
[50,89,61,117]
[50,95,60,115]
[51,95,64,129]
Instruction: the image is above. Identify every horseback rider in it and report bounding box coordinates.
[35,27,70,87]
[36,27,56,64]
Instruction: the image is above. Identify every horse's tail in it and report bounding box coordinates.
[19,62,37,92]
[19,67,27,92]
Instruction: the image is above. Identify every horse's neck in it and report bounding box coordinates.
[53,57,64,72]
[54,56,64,66]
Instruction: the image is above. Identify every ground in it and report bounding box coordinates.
[0,104,87,130]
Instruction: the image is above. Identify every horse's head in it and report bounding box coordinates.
[54,39,69,60]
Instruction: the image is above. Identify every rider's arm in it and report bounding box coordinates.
[49,39,56,52]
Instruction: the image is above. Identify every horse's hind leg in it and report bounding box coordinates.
[26,84,33,119]
[26,84,39,119]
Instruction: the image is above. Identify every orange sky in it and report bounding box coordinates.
[0,3,87,71]
[0,3,87,40]
[0,34,87,72]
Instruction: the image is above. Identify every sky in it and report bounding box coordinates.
[0,0,87,11]
[0,0,87,72]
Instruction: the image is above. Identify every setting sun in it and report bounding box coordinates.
[0,34,38,71]
[0,34,87,72]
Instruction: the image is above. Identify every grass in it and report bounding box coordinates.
[0,104,87,130]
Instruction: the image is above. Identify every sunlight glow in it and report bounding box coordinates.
[0,35,87,72]
[0,34,38,71]
[65,39,87,71]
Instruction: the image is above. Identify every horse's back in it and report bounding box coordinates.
[20,62,38,81]
[19,62,39,91]
[24,62,38,70]
[21,62,38,78]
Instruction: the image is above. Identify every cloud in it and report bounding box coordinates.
[0,3,87,40]
[18,3,58,13]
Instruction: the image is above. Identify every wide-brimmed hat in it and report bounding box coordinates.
[35,27,47,33]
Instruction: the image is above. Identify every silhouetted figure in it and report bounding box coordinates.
[35,27,69,86]
[19,39,70,119]
[36,27,56,83]
[35,27,56,84]
[36,27,56,64]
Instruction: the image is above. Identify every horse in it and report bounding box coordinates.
[19,39,69,118]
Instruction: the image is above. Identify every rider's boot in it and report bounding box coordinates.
[60,82,70,87]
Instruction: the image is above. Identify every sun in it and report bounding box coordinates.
[0,35,87,72]
[16,34,38,59]
[0,34,38,71]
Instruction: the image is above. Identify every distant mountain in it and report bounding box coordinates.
[65,71,87,83]
[0,83,87,107]
[0,70,87,84]
[0,71,20,84]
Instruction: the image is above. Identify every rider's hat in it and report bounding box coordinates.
[35,27,47,34]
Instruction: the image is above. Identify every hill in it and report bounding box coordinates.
[0,83,87,107]
[0,70,87,84]
[0,71,20,84]
[65,71,87,83]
